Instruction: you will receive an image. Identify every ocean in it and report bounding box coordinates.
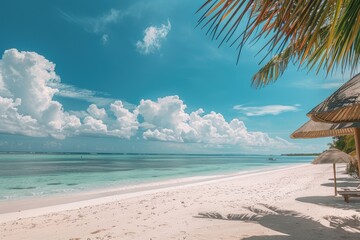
[0,153,314,201]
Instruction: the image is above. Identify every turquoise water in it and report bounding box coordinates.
[0,153,314,200]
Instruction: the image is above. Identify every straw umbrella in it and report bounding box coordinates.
[312,149,353,195]
[308,74,360,123]
[291,120,358,195]
[307,73,360,174]
[291,120,360,139]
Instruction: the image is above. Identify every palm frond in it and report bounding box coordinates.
[197,0,360,87]
[252,44,294,87]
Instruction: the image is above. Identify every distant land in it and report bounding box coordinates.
[0,151,278,156]
[0,151,321,156]
[281,153,320,156]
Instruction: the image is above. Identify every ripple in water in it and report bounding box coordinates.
[8,186,36,190]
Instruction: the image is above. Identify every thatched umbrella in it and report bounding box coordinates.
[291,120,360,138]
[312,148,353,164]
[307,73,360,174]
[308,74,360,123]
[312,149,353,195]
[291,120,357,195]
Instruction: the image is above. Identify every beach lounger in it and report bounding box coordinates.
[338,185,360,203]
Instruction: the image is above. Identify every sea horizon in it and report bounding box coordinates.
[0,151,320,156]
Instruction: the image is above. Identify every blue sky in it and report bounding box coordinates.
[0,0,350,154]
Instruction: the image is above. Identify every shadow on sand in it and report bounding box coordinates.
[322,181,359,188]
[328,177,358,182]
[324,176,360,188]
[195,204,360,240]
[296,195,360,212]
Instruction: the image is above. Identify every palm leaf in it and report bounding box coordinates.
[197,0,360,87]
[252,44,294,87]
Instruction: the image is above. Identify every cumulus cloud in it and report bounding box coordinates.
[0,49,81,139]
[233,104,300,116]
[137,96,290,147]
[109,101,139,138]
[0,96,44,137]
[82,116,108,134]
[0,49,137,139]
[136,20,171,54]
[80,101,138,138]
[87,104,106,119]
[0,49,289,148]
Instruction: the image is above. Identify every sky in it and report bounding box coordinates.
[0,0,352,154]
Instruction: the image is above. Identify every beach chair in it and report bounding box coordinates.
[337,185,360,203]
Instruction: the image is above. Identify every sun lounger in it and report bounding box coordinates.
[338,185,360,203]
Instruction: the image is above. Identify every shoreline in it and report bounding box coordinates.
[0,163,307,222]
[0,154,313,202]
[2,163,359,240]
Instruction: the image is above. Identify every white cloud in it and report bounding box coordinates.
[87,104,106,119]
[59,8,120,34]
[0,49,81,139]
[0,49,137,139]
[143,128,180,142]
[81,101,138,139]
[101,34,109,44]
[291,78,347,89]
[93,9,120,33]
[109,101,139,138]
[83,116,108,134]
[0,74,10,96]
[0,49,290,149]
[136,96,290,147]
[59,8,120,43]
[136,20,171,54]
[136,95,189,130]
[233,104,300,116]
[0,96,44,138]
[49,82,122,107]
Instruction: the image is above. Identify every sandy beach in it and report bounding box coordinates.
[1,164,360,240]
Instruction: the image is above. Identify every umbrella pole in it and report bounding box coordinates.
[333,163,337,196]
[354,128,360,176]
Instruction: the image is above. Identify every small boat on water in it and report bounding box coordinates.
[268,157,276,161]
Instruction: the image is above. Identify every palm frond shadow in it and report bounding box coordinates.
[325,215,360,233]
[195,204,360,240]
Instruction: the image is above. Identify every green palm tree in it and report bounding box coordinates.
[196,0,360,87]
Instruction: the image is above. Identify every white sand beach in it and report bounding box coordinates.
[1,164,360,240]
